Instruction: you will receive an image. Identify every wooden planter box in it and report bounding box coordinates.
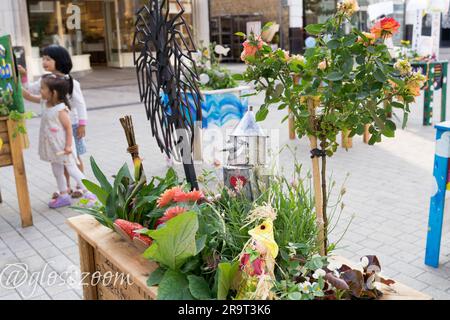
[68,214,431,300]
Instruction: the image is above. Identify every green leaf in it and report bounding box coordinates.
[181,257,201,274]
[234,32,246,37]
[255,107,269,121]
[327,39,340,49]
[90,157,112,193]
[70,206,114,229]
[262,21,274,32]
[217,261,239,300]
[273,83,284,98]
[157,270,193,300]
[382,120,396,137]
[356,55,365,65]
[196,234,207,255]
[342,56,354,74]
[373,68,386,82]
[402,112,409,129]
[305,24,324,35]
[188,275,212,300]
[325,72,344,81]
[343,34,357,47]
[367,46,376,53]
[147,267,166,286]
[288,292,302,300]
[232,73,244,81]
[390,101,405,109]
[82,179,108,205]
[143,211,198,270]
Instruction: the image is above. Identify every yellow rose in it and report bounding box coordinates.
[337,0,360,16]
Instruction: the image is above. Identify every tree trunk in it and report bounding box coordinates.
[307,97,326,256]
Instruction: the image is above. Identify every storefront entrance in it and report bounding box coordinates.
[27,0,193,75]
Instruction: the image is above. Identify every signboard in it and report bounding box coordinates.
[367,1,394,21]
[0,35,24,113]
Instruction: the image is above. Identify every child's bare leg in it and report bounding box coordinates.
[77,156,84,174]
[64,166,71,192]
[72,156,85,198]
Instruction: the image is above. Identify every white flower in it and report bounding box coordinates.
[360,256,369,269]
[214,44,230,56]
[299,281,311,293]
[365,273,377,290]
[199,73,210,85]
[312,268,326,279]
[289,54,306,65]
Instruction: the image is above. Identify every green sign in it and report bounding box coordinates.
[0,34,25,114]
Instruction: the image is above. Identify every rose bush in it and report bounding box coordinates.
[234,1,424,254]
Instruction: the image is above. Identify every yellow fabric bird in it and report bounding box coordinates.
[248,219,278,259]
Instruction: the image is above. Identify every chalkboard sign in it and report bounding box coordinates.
[0,35,25,113]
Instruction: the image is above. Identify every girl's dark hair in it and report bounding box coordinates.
[41,74,72,110]
[42,45,74,95]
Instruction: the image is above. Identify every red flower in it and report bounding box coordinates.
[240,253,264,276]
[173,189,205,203]
[230,176,247,189]
[370,17,400,39]
[157,186,183,208]
[154,206,187,228]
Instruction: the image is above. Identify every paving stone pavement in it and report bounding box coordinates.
[2,69,450,300]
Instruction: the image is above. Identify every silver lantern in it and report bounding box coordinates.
[223,106,270,200]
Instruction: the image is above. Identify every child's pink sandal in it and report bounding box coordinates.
[48,194,72,208]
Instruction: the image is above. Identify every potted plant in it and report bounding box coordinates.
[70,157,430,300]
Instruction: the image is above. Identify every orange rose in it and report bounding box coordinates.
[240,36,264,62]
[370,17,400,39]
[357,32,376,45]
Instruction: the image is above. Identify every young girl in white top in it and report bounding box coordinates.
[24,74,93,208]
[20,45,88,199]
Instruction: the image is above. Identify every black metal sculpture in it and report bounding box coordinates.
[133,0,202,190]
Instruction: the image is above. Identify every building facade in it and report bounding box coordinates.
[1,0,450,79]
[1,0,207,79]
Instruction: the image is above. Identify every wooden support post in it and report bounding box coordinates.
[78,235,99,300]
[7,119,32,227]
[307,97,325,256]
[341,129,353,149]
[363,124,370,144]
